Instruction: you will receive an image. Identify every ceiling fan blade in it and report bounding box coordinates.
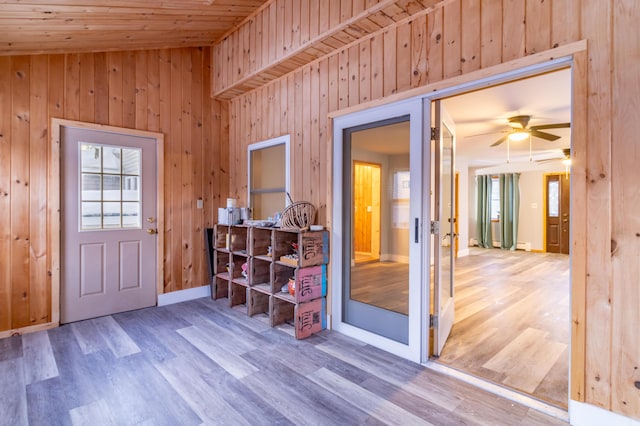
[530,122,571,131]
[490,134,509,147]
[464,130,508,138]
[530,130,561,141]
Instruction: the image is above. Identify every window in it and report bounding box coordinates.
[248,135,290,220]
[80,143,141,230]
[490,176,500,220]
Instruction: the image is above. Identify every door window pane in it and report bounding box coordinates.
[102,175,121,201]
[81,202,102,229]
[122,149,141,175]
[80,144,102,173]
[102,146,122,174]
[122,202,140,228]
[548,180,559,217]
[81,174,101,201]
[79,142,142,231]
[123,176,140,201]
[103,202,121,228]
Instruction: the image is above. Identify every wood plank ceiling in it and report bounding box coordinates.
[0,0,271,56]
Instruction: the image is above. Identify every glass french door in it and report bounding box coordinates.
[433,100,456,356]
[332,98,424,361]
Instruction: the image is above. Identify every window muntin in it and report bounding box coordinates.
[79,143,142,230]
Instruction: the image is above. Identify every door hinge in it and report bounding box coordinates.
[430,220,439,234]
[430,126,439,141]
[430,314,438,328]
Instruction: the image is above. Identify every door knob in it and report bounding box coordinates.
[147,217,156,223]
[147,228,158,235]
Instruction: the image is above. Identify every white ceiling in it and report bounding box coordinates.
[443,68,572,166]
[351,68,572,167]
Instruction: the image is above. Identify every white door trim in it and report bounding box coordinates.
[331,97,424,363]
[50,118,164,325]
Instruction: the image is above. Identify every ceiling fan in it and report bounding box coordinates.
[490,115,571,147]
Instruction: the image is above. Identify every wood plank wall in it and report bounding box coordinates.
[213,0,385,94]
[219,0,640,420]
[0,47,228,333]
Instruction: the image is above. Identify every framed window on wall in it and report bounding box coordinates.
[248,135,291,220]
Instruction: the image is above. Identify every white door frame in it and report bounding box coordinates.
[49,118,164,325]
[330,56,575,367]
[331,97,425,363]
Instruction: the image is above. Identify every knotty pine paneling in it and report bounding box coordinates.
[221,0,640,420]
[0,47,228,332]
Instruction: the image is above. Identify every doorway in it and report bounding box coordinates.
[353,161,381,264]
[331,59,576,409]
[59,122,162,324]
[545,173,571,254]
[433,68,572,408]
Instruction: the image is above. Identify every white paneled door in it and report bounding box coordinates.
[61,126,158,323]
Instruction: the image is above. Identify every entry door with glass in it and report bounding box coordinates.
[433,100,457,356]
[61,126,158,323]
[332,98,425,361]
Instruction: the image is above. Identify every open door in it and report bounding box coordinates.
[433,101,456,356]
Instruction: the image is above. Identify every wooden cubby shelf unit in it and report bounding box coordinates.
[207,225,329,339]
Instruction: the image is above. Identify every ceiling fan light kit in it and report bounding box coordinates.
[508,130,529,141]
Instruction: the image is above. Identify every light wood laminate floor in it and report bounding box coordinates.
[0,297,567,425]
[350,248,570,408]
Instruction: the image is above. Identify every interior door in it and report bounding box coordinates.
[433,101,456,356]
[546,173,570,254]
[61,126,158,323]
[353,161,381,262]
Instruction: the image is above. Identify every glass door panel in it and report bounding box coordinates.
[433,100,456,356]
[343,116,411,344]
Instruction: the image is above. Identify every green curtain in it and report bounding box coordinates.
[476,175,493,248]
[499,173,520,250]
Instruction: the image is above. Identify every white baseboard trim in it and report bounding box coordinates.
[157,285,211,306]
[569,400,640,426]
[425,362,569,421]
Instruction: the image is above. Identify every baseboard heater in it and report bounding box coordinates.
[469,238,531,252]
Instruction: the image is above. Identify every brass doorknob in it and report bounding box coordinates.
[147,228,158,235]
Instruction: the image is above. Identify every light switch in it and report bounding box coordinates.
[197,198,203,209]
[531,203,538,209]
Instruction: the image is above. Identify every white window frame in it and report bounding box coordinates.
[247,135,291,218]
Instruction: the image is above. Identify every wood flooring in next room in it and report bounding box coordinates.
[349,247,570,409]
[1,297,567,425]
[439,248,570,409]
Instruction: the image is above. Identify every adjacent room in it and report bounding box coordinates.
[0,1,638,425]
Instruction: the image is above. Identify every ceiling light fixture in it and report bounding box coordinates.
[509,130,529,141]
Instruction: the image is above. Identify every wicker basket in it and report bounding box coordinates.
[280,201,316,231]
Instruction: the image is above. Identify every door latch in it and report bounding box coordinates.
[430,221,439,234]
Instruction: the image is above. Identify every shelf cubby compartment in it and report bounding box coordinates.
[230,254,249,286]
[212,276,229,300]
[229,225,249,253]
[249,257,270,286]
[214,225,229,251]
[247,288,269,317]
[271,262,295,294]
[229,281,247,307]
[249,227,273,258]
[269,296,295,327]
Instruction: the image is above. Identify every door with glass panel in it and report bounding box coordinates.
[61,126,158,323]
[433,101,456,356]
[341,114,422,346]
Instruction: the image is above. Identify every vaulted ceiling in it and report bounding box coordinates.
[0,0,270,56]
